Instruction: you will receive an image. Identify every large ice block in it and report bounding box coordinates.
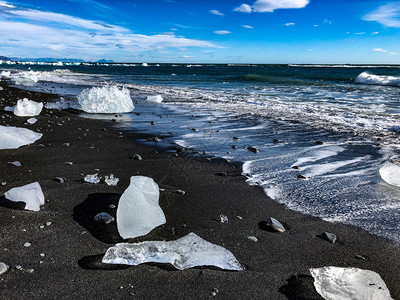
[102,232,243,271]
[117,176,165,239]
[4,182,45,211]
[379,162,400,187]
[0,125,42,150]
[13,98,43,117]
[310,266,392,300]
[78,85,134,113]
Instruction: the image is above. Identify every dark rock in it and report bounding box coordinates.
[319,232,337,243]
[231,145,238,149]
[93,212,115,224]
[132,154,143,160]
[355,255,366,260]
[273,139,279,143]
[297,174,307,180]
[54,177,66,183]
[247,146,259,153]
[175,189,186,195]
[265,217,285,233]
[215,172,228,177]
[315,141,324,145]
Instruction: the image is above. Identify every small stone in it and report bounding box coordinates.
[315,141,324,145]
[132,154,143,160]
[175,189,186,195]
[15,265,23,270]
[151,121,155,125]
[247,236,258,242]
[154,136,161,142]
[292,166,300,170]
[46,222,52,226]
[0,262,9,275]
[8,161,22,167]
[1,182,6,186]
[168,227,176,234]
[39,225,45,229]
[273,139,279,143]
[231,145,237,149]
[247,146,259,153]
[319,232,337,243]
[355,255,366,260]
[109,204,116,209]
[94,212,115,224]
[54,177,66,183]
[65,161,73,165]
[297,174,307,180]
[215,172,228,177]
[233,137,239,141]
[210,288,219,296]
[26,268,34,273]
[237,216,243,220]
[219,214,228,223]
[24,242,31,247]
[204,157,211,162]
[265,217,285,233]
[63,143,70,146]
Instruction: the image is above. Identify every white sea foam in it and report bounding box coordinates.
[146,95,163,103]
[1,70,10,77]
[78,85,134,113]
[355,72,400,88]
[13,71,39,86]
[302,156,367,178]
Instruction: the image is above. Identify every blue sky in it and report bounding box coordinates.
[0,0,399,63]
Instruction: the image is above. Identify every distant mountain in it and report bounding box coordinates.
[96,59,115,63]
[0,56,11,61]
[10,57,86,63]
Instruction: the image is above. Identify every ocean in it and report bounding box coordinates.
[2,62,400,243]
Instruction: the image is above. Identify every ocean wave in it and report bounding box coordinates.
[355,72,400,87]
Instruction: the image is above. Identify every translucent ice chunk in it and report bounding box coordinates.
[105,174,119,186]
[13,98,43,117]
[4,182,45,211]
[117,176,165,239]
[78,85,134,113]
[0,125,42,150]
[379,162,400,187]
[27,118,38,124]
[102,232,243,271]
[310,266,393,300]
[14,71,38,86]
[84,173,101,184]
[146,95,163,103]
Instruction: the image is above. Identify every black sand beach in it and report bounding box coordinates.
[1,82,399,299]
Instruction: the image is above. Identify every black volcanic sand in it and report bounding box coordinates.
[0,81,399,299]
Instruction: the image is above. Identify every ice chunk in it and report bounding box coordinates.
[14,71,38,86]
[0,125,42,150]
[84,173,101,184]
[310,266,392,300]
[4,182,45,211]
[1,71,10,77]
[105,174,119,186]
[117,176,165,239]
[4,106,14,112]
[45,98,69,110]
[78,85,134,113]
[102,232,243,271]
[379,162,400,187]
[13,98,43,117]
[27,118,37,124]
[0,87,3,91]
[146,95,163,103]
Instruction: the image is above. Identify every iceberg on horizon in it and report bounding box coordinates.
[13,98,43,117]
[0,125,42,150]
[310,266,392,300]
[102,232,243,271]
[117,176,165,239]
[4,182,45,211]
[78,85,134,113]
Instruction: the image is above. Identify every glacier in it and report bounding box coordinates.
[102,232,243,271]
[117,176,165,239]
[78,85,134,113]
[0,125,42,150]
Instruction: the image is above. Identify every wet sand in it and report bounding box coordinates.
[0,82,399,299]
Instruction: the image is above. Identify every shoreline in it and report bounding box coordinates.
[1,82,400,299]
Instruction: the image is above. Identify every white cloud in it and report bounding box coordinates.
[374,48,388,52]
[390,52,397,55]
[234,0,309,13]
[0,1,14,8]
[242,25,253,29]
[233,4,252,13]
[214,30,231,35]
[284,22,295,26]
[355,32,365,35]
[324,19,333,24]
[313,24,318,27]
[363,3,400,27]
[210,9,224,16]
[372,31,380,35]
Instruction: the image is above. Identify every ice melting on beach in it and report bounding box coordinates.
[105,174,119,186]
[146,95,163,103]
[13,71,38,86]
[310,266,392,300]
[379,161,400,187]
[78,85,134,113]
[84,173,101,184]
[13,98,43,117]
[0,125,42,150]
[117,176,165,239]
[4,182,45,211]
[102,232,243,271]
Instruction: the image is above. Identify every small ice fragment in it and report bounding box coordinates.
[65,161,73,165]
[310,266,393,300]
[13,98,43,117]
[105,174,119,186]
[4,106,14,112]
[146,95,163,103]
[94,212,115,224]
[102,232,243,271]
[0,86,3,91]
[77,85,134,113]
[379,161,400,187]
[117,176,166,239]
[247,236,258,242]
[0,125,42,150]
[4,182,45,211]
[0,262,9,275]
[24,242,31,247]
[84,173,101,184]
[27,118,37,124]
[219,214,228,223]
[8,161,21,167]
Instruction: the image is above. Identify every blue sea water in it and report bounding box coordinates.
[2,62,400,243]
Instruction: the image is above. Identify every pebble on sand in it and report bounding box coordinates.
[0,262,9,275]
[266,217,286,233]
[247,146,259,153]
[319,232,337,244]
[94,212,115,224]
